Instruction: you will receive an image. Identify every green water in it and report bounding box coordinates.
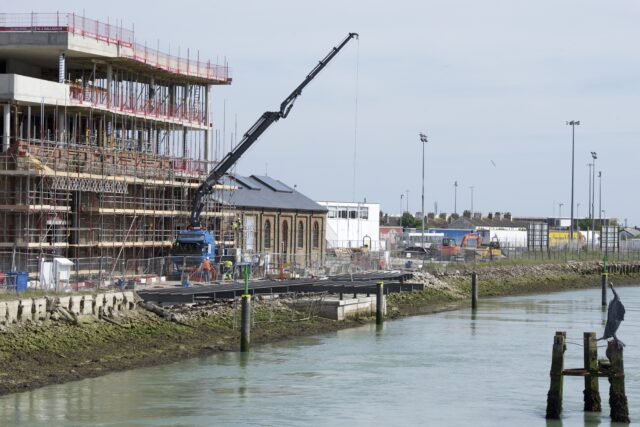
[1,286,639,426]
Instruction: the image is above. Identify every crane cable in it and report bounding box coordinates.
[351,36,360,202]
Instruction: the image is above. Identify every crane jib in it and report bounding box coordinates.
[188,32,358,229]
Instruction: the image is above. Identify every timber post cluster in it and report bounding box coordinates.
[545,331,629,423]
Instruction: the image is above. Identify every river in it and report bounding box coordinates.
[1,286,639,426]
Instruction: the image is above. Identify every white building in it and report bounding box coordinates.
[317,201,381,250]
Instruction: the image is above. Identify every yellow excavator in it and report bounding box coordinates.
[460,234,503,260]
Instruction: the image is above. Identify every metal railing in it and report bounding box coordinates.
[0,12,133,46]
[0,12,230,82]
[68,84,208,126]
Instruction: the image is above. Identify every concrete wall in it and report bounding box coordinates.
[0,74,68,105]
[294,296,384,321]
[0,291,137,326]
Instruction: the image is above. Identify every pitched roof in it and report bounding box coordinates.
[213,175,327,213]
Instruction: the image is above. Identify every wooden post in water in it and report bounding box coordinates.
[376,281,384,325]
[546,331,566,419]
[240,266,251,352]
[606,341,629,423]
[601,273,608,307]
[240,295,251,352]
[471,272,478,310]
[583,332,601,412]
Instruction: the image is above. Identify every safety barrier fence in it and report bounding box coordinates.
[1,243,639,292]
[68,84,207,127]
[390,241,640,266]
[0,13,230,82]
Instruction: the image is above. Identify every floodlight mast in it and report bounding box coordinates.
[566,120,580,249]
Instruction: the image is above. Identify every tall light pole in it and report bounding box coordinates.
[587,163,592,219]
[591,152,597,249]
[577,202,581,245]
[598,171,602,233]
[405,189,409,214]
[400,194,404,214]
[565,121,579,248]
[470,186,475,213]
[454,181,458,214]
[419,132,428,249]
[602,209,607,255]
[587,162,592,247]
[559,202,564,218]
[566,120,579,248]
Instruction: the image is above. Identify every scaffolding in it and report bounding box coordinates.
[0,13,238,282]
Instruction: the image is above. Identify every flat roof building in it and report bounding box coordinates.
[317,201,381,250]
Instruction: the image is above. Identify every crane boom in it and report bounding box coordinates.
[189,32,358,228]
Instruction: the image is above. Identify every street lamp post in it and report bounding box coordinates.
[405,189,409,214]
[566,121,579,249]
[587,162,592,248]
[603,209,607,256]
[577,202,581,248]
[454,181,458,214]
[591,152,597,250]
[400,194,404,214]
[559,203,564,218]
[598,171,602,234]
[419,133,428,250]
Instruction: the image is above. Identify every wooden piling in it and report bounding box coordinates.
[376,281,384,325]
[601,273,608,307]
[240,295,251,352]
[606,341,629,423]
[583,332,601,412]
[546,331,566,419]
[471,272,478,310]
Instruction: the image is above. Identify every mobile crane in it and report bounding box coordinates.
[171,33,359,272]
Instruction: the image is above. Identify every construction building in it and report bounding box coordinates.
[0,13,236,281]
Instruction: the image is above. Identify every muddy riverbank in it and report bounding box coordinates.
[1,261,638,396]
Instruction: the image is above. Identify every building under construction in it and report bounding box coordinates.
[0,13,237,281]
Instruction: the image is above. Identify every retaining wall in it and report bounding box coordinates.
[0,291,137,326]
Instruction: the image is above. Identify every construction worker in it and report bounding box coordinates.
[223,259,233,280]
[201,257,213,284]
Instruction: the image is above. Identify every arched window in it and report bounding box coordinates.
[282,220,289,254]
[312,221,320,248]
[264,220,271,249]
[297,221,304,248]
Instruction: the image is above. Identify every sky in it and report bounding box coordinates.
[16,0,640,225]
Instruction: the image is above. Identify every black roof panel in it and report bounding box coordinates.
[251,175,293,193]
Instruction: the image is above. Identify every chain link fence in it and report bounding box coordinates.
[1,240,639,292]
